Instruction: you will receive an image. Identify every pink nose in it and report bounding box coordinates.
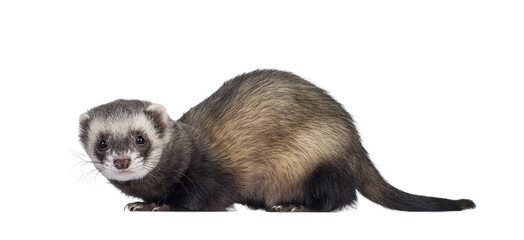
[114,157,131,169]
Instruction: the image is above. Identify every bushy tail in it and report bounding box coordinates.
[356,156,475,211]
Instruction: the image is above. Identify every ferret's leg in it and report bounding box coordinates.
[302,163,358,212]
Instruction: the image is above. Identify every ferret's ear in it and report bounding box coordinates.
[79,113,90,128]
[79,113,91,143]
[146,104,170,131]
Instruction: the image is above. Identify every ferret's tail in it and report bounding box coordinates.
[356,155,475,211]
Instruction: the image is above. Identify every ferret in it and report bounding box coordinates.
[79,69,475,212]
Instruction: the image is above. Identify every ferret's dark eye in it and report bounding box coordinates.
[98,140,108,150]
[136,136,146,145]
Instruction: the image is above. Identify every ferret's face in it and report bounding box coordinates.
[86,121,155,182]
[79,101,170,182]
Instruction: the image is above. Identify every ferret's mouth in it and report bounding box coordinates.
[103,168,144,181]
[116,170,135,175]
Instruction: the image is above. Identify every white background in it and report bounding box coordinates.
[0,0,522,239]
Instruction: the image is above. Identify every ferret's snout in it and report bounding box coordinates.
[114,156,131,169]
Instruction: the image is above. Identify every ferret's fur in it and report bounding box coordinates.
[79,69,475,212]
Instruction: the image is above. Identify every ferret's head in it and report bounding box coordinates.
[79,99,172,182]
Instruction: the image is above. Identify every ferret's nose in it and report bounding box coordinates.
[114,157,131,169]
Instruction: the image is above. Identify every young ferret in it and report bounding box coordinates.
[79,69,475,212]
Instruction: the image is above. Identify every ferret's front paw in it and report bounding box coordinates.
[125,202,152,211]
[269,204,309,212]
[125,202,172,211]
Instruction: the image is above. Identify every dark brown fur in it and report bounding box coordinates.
[79,69,475,212]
